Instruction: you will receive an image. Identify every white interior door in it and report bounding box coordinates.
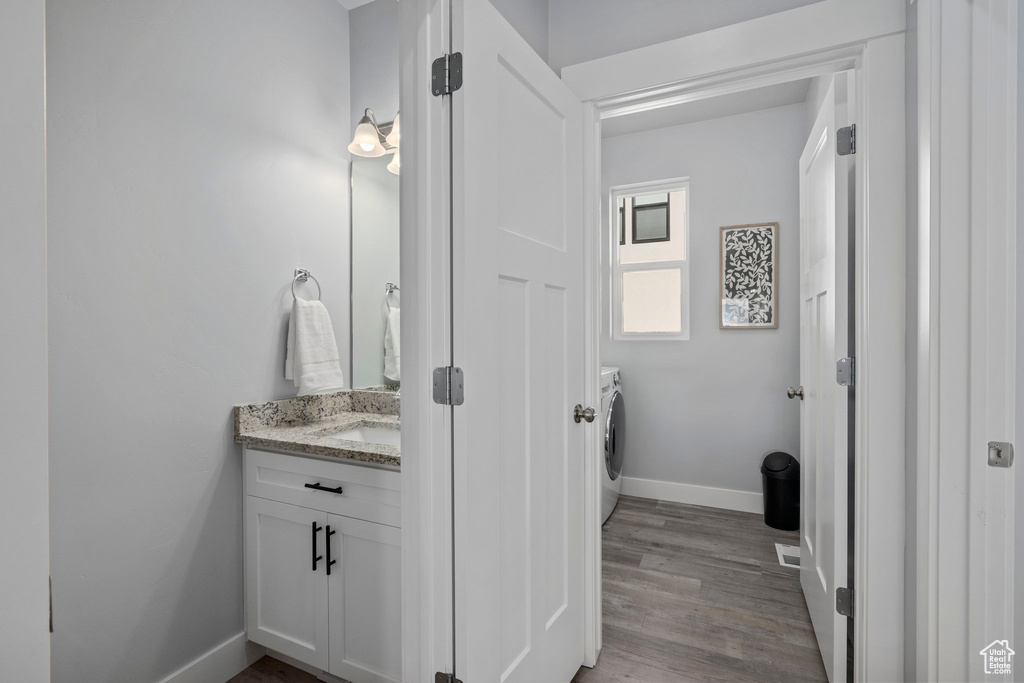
[452,0,586,680]
[798,74,852,683]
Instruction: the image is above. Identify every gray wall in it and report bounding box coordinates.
[601,104,805,494]
[491,0,549,63]
[352,156,401,388]
[0,0,50,679]
[46,1,351,680]
[547,0,825,72]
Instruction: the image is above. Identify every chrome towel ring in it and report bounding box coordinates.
[292,268,322,301]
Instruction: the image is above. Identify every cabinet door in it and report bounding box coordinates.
[327,514,402,683]
[245,496,329,669]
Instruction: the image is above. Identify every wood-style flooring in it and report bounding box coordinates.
[228,656,319,683]
[573,495,826,683]
[230,495,825,683]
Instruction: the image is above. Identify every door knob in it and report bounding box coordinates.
[787,387,804,400]
[573,404,596,423]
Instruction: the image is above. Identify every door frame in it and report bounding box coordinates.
[401,0,908,680]
[562,1,906,679]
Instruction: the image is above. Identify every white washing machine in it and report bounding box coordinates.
[600,367,625,523]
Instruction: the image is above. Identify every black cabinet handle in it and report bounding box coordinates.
[304,482,344,495]
[325,525,337,576]
[311,522,323,571]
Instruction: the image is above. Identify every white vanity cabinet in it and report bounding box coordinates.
[243,447,401,683]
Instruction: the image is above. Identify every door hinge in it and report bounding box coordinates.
[433,366,465,406]
[49,576,53,633]
[988,441,1015,468]
[431,52,463,97]
[837,124,856,155]
[435,673,463,683]
[836,357,855,387]
[836,587,854,617]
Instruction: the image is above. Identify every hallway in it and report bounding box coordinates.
[573,496,827,683]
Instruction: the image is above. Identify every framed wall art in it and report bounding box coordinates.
[719,222,778,329]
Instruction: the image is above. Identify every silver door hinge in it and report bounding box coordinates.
[988,441,1015,468]
[836,357,855,387]
[837,124,856,155]
[433,366,465,406]
[431,52,463,97]
[436,673,464,683]
[836,587,854,617]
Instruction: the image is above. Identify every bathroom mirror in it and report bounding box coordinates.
[348,0,400,391]
[351,155,400,389]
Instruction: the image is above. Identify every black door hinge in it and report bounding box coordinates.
[836,586,854,617]
[837,124,856,155]
[436,673,464,683]
[432,52,464,97]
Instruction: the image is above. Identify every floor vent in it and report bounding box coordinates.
[775,543,800,568]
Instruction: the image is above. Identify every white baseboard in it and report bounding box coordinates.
[158,632,265,683]
[619,476,764,514]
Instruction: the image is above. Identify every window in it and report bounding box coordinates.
[611,180,690,340]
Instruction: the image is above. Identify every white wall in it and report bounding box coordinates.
[352,156,401,388]
[0,0,50,679]
[46,1,351,680]
[548,0,825,72]
[601,103,805,495]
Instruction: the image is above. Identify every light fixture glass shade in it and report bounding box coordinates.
[387,149,401,176]
[348,116,385,157]
[385,112,400,148]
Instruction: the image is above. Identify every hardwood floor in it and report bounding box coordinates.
[228,656,319,683]
[573,495,827,683]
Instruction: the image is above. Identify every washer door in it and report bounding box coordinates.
[605,390,625,481]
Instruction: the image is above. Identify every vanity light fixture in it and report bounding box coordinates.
[385,112,400,148]
[348,107,399,159]
[386,148,400,176]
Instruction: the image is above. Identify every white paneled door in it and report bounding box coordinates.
[452,0,586,680]
[798,74,853,683]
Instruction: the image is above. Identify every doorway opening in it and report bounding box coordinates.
[580,70,854,683]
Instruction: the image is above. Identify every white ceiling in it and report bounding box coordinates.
[601,78,812,139]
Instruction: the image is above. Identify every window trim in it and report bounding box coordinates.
[609,178,690,341]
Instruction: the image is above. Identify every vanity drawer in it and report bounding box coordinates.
[244,448,401,528]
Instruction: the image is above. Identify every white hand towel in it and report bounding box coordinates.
[383,306,400,382]
[286,299,346,396]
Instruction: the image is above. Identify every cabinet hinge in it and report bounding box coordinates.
[837,124,856,155]
[433,366,465,406]
[431,52,464,97]
[435,673,464,683]
[836,586,854,617]
[836,357,855,387]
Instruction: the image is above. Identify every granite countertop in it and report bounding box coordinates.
[234,390,400,468]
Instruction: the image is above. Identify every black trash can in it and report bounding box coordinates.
[761,451,800,530]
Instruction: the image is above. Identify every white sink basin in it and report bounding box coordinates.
[328,427,401,448]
